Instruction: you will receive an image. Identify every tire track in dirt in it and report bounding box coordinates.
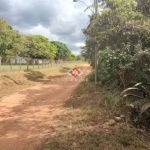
[0,65,90,150]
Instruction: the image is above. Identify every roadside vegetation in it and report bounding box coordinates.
[82,0,150,130]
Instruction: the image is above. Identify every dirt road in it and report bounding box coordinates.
[0,65,90,150]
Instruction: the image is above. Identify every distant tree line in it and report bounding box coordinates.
[0,18,78,63]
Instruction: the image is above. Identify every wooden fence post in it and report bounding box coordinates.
[10,57,12,71]
[0,56,1,71]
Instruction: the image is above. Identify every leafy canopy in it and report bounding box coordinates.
[0,18,21,56]
[21,35,56,59]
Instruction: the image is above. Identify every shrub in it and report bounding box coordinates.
[122,79,150,129]
[98,44,150,88]
[87,70,100,82]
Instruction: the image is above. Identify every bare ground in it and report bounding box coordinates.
[0,65,91,150]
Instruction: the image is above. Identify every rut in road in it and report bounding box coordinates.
[0,65,91,150]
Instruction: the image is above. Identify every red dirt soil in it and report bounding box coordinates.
[0,65,91,150]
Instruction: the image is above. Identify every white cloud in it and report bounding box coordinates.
[18,25,59,41]
[75,42,85,47]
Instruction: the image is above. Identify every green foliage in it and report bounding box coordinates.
[0,18,75,61]
[82,7,150,136]
[122,82,150,99]
[87,71,96,82]
[98,44,150,87]
[70,53,77,60]
[83,0,145,57]
[136,0,150,16]
[21,35,56,59]
[98,47,131,84]
[51,41,75,61]
[0,18,21,56]
[76,54,84,61]
[104,92,121,110]
[122,80,150,129]
[83,0,150,88]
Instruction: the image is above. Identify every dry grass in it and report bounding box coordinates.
[37,82,150,150]
[0,63,80,98]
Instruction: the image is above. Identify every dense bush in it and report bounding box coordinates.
[82,0,150,88]
[82,0,150,131]
[98,44,150,88]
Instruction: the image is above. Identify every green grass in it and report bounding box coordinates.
[0,62,80,71]
[1,65,43,70]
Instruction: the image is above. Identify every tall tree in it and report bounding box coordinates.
[21,35,56,59]
[51,41,73,61]
[83,0,150,65]
[0,18,21,56]
[82,0,150,86]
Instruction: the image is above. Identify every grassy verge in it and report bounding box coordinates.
[37,82,150,150]
[0,63,80,98]
[0,62,81,71]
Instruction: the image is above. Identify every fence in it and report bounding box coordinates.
[0,56,82,71]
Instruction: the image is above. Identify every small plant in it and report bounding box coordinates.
[122,82,150,99]
[122,81,150,129]
[87,70,100,82]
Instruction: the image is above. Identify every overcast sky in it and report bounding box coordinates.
[0,0,94,55]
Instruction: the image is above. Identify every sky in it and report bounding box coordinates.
[0,0,94,55]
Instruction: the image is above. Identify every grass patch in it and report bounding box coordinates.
[38,129,148,150]
[37,82,150,150]
[1,63,72,71]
